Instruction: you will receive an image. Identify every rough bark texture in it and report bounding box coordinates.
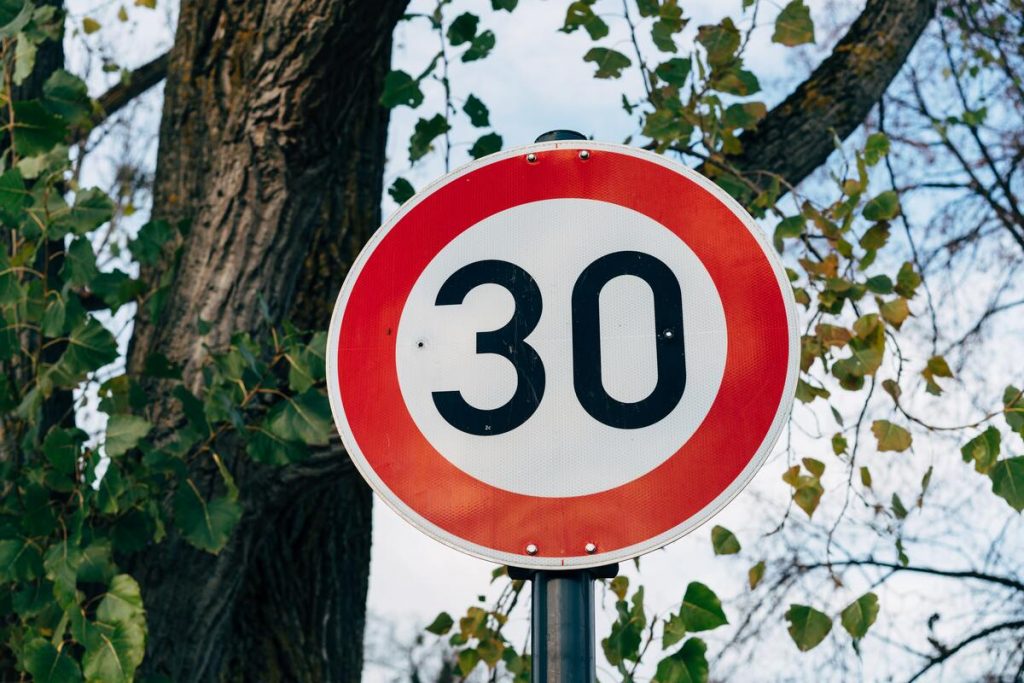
[123,1,408,680]
[720,0,938,191]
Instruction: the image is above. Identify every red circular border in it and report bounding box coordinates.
[336,148,790,559]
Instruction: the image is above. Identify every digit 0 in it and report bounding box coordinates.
[571,251,686,429]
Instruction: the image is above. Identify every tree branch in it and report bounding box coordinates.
[799,559,1024,593]
[712,0,938,193]
[73,51,170,143]
[907,620,1024,683]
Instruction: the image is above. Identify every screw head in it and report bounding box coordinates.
[526,543,539,555]
[526,153,538,163]
[579,150,591,160]
[584,542,597,554]
[662,328,675,340]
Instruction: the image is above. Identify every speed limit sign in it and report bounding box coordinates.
[326,140,798,569]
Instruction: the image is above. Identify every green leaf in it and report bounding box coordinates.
[840,592,879,640]
[891,492,908,519]
[380,70,424,109]
[462,94,490,127]
[773,215,806,250]
[894,262,921,299]
[871,420,912,452]
[0,0,32,38]
[468,132,502,159]
[654,57,691,87]
[129,219,173,266]
[43,427,86,474]
[697,19,739,66]
[54,318,119,380]
[462,30,495,62]
[409,114,450,162]
[83,575,147,683]
[865,274,893,294]
[863,132,890,166]
[491,0,517,11]
[1004,386,1024,435]
[61,237,98,287]
[563,1,609,40]
[988,457,1024,512]
[662,613,686,649]
[43,69,92,126]
[862,190,901,221]
[722,102,767,130]
[921,355,953,395]
[104,414,151,457]
[711,65,760,95]
[447,12,478,46]
[653,638,708,683]
[246,425,305,465]
[174,479,242,554]
[0,537,42,582]
[457,648,481,676]
[425,611,454,635]
[0,167,29,225]
[785,604,832,651]
[710,525,740,555]
[22,638,84,683]
[286,332,326,393]
[859,222,890,250]
[748,561,765,589]
[388,177,415,204]
[11,101,68,157]
[266,388,333,446]
[583,47,631,79]
[57,188,116,237]
[681,582,727,632]
[772,0,815,46]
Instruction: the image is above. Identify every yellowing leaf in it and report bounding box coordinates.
[772,1,815,47]
[748,561,765,589]
[872,420,912,452]
[83,17,101,34]
[878,297,910,328]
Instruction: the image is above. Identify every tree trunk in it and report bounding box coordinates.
[124,1,408,680]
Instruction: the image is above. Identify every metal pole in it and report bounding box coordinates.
[532,571,597,682]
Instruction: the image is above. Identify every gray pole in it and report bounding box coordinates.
[532,571,597,682]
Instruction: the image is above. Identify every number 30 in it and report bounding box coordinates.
[431,251,686,435]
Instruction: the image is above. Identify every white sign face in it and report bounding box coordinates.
[327,141,798,569]
[395,198,728,497]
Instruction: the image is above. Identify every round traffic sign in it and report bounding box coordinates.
[326,140,798,569]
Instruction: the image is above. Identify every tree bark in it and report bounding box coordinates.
[719,0,938,192]
[124,1,408,680]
